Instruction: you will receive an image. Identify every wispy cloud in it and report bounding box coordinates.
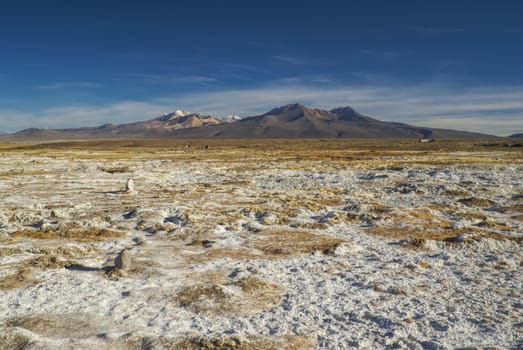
[359,49,405,59]
[35,82,101,90]
[271,55,306,65]
[0,102,171,132]
[117,73,217,85]
[170,85,523,136]
[2,82,523,136]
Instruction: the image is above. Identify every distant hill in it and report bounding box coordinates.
[164,103,495,139]
[2,110,223,141]
[1,103,496,141]
[509,133,523,138]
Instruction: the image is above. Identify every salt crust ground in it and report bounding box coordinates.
[0,145,522,349]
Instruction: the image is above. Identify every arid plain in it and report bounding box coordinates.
[0,139,522,349]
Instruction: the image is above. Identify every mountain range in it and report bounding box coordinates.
[1,103,497,141]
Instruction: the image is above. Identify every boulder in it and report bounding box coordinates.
[115,249,132,270]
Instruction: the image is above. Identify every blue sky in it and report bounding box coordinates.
[1,0,522,135]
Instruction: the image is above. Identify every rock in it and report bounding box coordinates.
[132,237,145,245]
[324,241,361,256]
[395,183,417,194]
[123,209,137,219]
[115,249,132,270]
[125,178,135,193]
[260,211,278,225]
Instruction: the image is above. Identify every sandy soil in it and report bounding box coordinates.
[0,140,522,349]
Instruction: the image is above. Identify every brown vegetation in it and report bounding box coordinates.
[458,197,496,208]
[11,227,124,241]
[0,332,31,349]
[175,334,316,350]
[5,313,106,339]
[366,226,523,244]
[0,268,36,290]
[99,165,131,173]
[176,277,283,315]
[251,229,346,256]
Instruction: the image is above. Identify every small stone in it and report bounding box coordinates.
[324,242,361,256]
[125,178,135,193]
[115,249,132,270]
[132,237,145,245]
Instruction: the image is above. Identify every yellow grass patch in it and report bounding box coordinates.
[5,313,106,339]
[0,268,36,290]
[0,247,24,256]
[493,204,523,213]
[366,226,523,243]
[251,229,346,256]
[458,197,496,208]
[185,247,257,264]
[176,277,283,315]
[184,229,346,264]
[406,209,454,229]
[443,189,471,197]
[24,254,72,269]
[175,334,316,350]
[454,211,488,221]
[99,165,131,173]
[0,332,30,349]
[11,227,124,242]
[474,219,518,232]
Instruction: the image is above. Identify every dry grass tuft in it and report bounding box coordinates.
[295,222,329,230]
[402,238,428,250]
[0,247,24,256]
[186,239,216,248]
[0,268,36,290]
[99,165,131,173]
[119,334,177,350]
[176,277,283,315]
[24,255,71,269]
[443,231,523,244]
[6,315,60,336]
[366,226,454,242]
[371,284,387,293]
[0,332,31,349]
[366,225,523,244]
[5,313,106,339]
[232,277,282,305]
[388,286,408,295]
[455,211,487,221]
[11,227,124,241]
[419,261,430,268]
[176,284,230,313]
[252,230,346,256]
[406,209,454,229]
[474,219,517,232]
[443,189,470,197]
[186,230,345,264]
[492,204,523,213]
[175,334,316,350]
[458,197,496,208]
[185,247,256,264]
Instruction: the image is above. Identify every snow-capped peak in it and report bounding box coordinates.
[222,115,242,123]
[173,109,191,117]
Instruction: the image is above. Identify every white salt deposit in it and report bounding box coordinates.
[0,148,521,349]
